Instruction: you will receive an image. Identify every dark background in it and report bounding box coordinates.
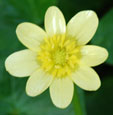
[0,0,113,114]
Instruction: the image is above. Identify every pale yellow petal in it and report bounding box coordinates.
[67,10,98,45]
[5,49,38,77]
[26,69,53,96]
[45,6,66,36]
[71,66,101,91]
[50,77,74,108]
[80,45,108,66]
[16,22,47,52]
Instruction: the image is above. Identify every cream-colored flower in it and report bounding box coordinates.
[5,6,108,108]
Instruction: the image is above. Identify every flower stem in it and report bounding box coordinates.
[73,86,87,115]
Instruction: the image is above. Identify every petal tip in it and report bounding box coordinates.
[25,86,37,97]
[50,90,72,109]
[104,48,109,61]
[52,102,70,109]
[5,56,13,76]
[16,22,32,35]
[49,78,74,109]
[84,10,99,28]
[46,6,59,11]
[87,77,101,91]
[26,80,39,97]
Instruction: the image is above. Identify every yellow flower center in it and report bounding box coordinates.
[37,35,81,78]
[53,48,66,65]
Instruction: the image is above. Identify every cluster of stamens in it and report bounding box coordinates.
[37,34,81,78]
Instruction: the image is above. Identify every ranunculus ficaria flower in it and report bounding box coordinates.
[5,6,108,108]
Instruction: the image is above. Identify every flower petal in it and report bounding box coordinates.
[5,49,38,77]
[16,22,47,52]
[71,66,101,91]
[80,45,108,66]
[26,69,53,96]
[67,10,98,45]
[50,77,74,108]
[45,6,66,36]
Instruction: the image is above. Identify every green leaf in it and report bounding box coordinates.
[86,77,113,115]
[58,0,113,22]
[0,80,75,115]
[72,87,87,115]
[0,0,58,25]
[91,8,113,65]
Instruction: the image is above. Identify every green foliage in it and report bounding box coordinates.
[58,0,113,22]
[0,0,58,24]
[91,8,113,65]
[0,79,75,114]
[86,77,113,115]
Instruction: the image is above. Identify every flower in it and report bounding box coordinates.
[5,6,108,108]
